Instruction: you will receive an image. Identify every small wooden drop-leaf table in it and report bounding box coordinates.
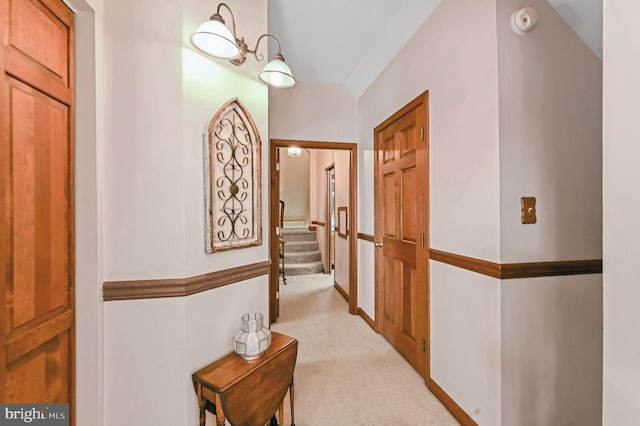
[192,331,297,426]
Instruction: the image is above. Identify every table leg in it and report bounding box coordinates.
[196,383,206,426]
[289,378,295,426]
[215,393,225,426]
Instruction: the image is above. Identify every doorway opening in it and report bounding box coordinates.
[269,139,358,323]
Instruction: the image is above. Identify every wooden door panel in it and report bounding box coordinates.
[402,265,416,339]
[10,77,70,329]
[1,0,74,414]
[382,135,395,164]
[9,0,70,83]
[375,93,428,379]
[401,124,417,156]
[383,258,397,323]
[382,238,416,266]
[383,173,396,237]
[6,331,70,403]
[401,167,417,242]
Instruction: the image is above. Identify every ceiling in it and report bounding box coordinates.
[268,0,602,97]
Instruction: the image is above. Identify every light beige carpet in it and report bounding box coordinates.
[272,273,459,426]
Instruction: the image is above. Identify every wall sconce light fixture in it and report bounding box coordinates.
[190,2,296,88]
[287,147,302,158]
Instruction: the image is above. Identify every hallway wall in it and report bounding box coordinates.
[603,0,640,423]
[270,82,358,291]
[334,150,351,295]
[358,0,502,423]
[69,0,105,424]
[269,81,358,142]
[306,149,350,292]
[279,147,311,225]
[496,0,603,423]
[309,149,335,270]
[101,0,269,425]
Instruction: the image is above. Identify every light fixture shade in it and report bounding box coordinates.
[259,57,296,88]
[287,147,302,157]
[190,18,239,59]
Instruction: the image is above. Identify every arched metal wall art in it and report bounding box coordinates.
[204,98,262,253]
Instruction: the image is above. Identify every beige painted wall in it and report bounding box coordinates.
[497,0,602,264]
[334,150,351,295]
[279,147,310,225]
[358,0,502,423]
[309,149,334,270]
[501,275,602,425]
[496,0,603,424]
[305,148,350,292]
[68,0,105,424]
[101,0,270,425]
[603,0,640,423]
[269,81,358,142]
[270,81,358,282]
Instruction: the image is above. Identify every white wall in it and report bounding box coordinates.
[496,0,603,423]
[279,147,310,224]
[430,263,501,424]
[359,0,501,262]
[497,0,602,264]
[358,0,502,422]
[269,81,358,278]
[103,0,186,281]
[309,149,334,269]
[501,275,602,426]
[334,150,351,294]
[603,0,640,423]
[269,81,358,142]
[101,0,270,425]
[69,0,105,423]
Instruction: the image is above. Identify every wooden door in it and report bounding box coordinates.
[0,0,75,417]
[324,164,335,275]
[374,93,429,379]
[271,147,281,321]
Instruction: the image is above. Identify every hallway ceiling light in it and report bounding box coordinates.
[287,147,302,157]
[190,2,296,88]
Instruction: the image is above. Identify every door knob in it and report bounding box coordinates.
[375,242,383,248]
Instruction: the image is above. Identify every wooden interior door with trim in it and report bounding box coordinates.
[374,92,429,379]
[0,0,76,417]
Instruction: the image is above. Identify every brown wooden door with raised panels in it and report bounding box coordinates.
[0,0,75,418]
[374,93,429,379]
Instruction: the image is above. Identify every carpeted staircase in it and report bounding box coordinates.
[281,228,323,276]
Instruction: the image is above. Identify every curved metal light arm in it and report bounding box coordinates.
[214,2,237,39]
[249,33,283,62]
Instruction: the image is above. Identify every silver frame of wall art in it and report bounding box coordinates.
[203,98,262,253]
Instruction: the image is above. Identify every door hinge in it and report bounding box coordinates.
[421,233,425,247]
[420,127,425,141]
[276,162,280,171]
[276,291,280,300]
[422,338,426,353]
[276,226,280,235]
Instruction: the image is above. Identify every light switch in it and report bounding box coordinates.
[521,197,536,224]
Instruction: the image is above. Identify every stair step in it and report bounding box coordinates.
[281,229,317,242]
[284,241,319,253]
[283,261,324,276]
[284,250,321,263]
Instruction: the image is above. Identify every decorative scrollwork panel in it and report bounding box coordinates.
[204,98,262,253]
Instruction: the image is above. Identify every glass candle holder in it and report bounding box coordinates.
[233,312,272,360]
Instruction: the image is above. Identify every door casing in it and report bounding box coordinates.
[269,139,358,322]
